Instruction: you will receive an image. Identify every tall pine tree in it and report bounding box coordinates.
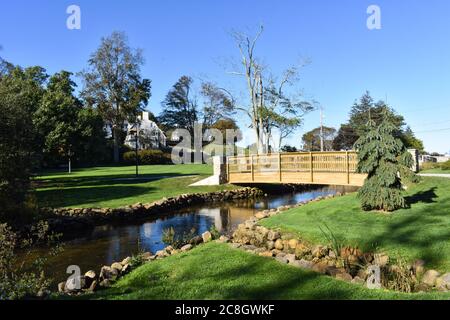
[354,111,416,212]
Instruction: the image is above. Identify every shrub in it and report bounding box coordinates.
[162,227,197,249]
[420,162,440,171]
[123,149,171,165]
[441,160,450,171]
[0,221,63,300]
[355,113,416,212]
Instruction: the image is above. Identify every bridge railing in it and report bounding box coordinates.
[227,151,367,186]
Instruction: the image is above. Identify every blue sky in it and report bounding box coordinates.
[1,0,450,153]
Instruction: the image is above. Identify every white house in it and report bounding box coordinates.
[125,112,167,150]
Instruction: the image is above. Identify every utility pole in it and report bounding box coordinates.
[320,105,324,152]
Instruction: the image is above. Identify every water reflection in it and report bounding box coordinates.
[22,186,355,284]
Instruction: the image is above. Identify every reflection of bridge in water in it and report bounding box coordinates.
[227,152,367,187]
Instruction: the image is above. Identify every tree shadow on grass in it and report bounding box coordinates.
[405,187,438,206]
[36,185,155,208]
[36,173,196,189]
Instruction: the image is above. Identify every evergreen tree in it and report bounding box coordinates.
[354,112,416,212]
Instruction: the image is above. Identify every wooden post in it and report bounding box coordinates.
[251,155,255,182]
[227,157,230,183]
[346,151,350,185]
[278,153,282,182]
[310,152,314,183]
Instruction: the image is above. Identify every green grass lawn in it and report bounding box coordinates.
[80,243,449,300]
[35,164,236,208]
[261,177,450,272]
[420,168,450,174]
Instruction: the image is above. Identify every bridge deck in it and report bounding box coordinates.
[227,152,367,187]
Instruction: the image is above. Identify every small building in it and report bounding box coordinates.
[125,112,167,150]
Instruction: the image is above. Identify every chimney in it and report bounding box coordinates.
[142,111,149,121]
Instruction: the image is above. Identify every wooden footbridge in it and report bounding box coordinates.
[227,151,367,187]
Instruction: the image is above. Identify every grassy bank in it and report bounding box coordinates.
[35,164,236,208]
[260,177,450,272]
[80,243,449,300]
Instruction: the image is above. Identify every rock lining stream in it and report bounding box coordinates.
[21,185,355,285]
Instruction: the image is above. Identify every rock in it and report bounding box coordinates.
[274,239,284,251]
[266,241,275,250]
[413,259,426,276]
[351,276,366,285]
[122,264,130,274]
[244,219,257,230]
[156,250,168,258]
[267,230,281,241]
[84,270,96,280]
[58,282,66,293]
[288,239,299,250]
[254,212,268,220]
[437,273,450,289]
[290,259,314,270]
[111,262,123,272]
[202,231,212,243]
[99,279,112,288]
[141,252,152,260]
[121,257,132,266]
[373,253,389,267]
[230,243,242,249]
[422,270,441,286]
[295,243,310,258]
[165,246,174,253]
[100,266,118,281]
[218,236,230,243]
[275,255,289,264]
[285,254,297,264]
[325,266,341,277]
[259,251,274,258]
[65,276,86,293]
[335,272,353,282]
[181,244,193,252]
[312,261,329,274]
[312,245,327,258]
[415,282,431,292]
[190,236,203,245]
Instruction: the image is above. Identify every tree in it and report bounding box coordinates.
[354,112,416,212]
[302,126,337,151]
[35,71,108,168]
[34,71,81,170]
[0,65,46,223]
[200,82,235,129]
[209,119,242,145]
[228,26,314,154]
[159,76,198,137]
[401,126,424,152]
[332,124,357,150]
[281,145,298,152]
[333,92,424,151]
[80,31,151,163]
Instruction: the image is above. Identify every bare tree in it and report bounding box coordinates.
[227,26,314,154]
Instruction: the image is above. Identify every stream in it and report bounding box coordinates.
[21,185,356,285]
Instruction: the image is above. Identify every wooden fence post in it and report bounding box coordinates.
[278,153,282,182]
[310,152,314,183]
[251,155,255,182]
[346,151,350,185]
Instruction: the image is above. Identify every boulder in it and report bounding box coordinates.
[267,230,281,241]
[100,266,118,281]
[180,244,193,252]
[141,252,153,261]
[218,236,230,243]
[111,262,123,272]
[121,257,132,266]
[254,212,268,220]
[351,276,366,285]
[312,245,327,258]
[413,259,426,276]
[99,279,112,288]
[65,276,86,293]
[58,282,66,293]
[285,254,297,264]
[84,270,96,280]
[190,235,203,245]
[275,255,289,264]
[422,270,441,287]
[295,243,310,258]
[259,251,274,258]
[290,259,314,270]
[288,239,299,250]
[274,239,284,251]
[266,241,275,250]
[335,272,353,282]
[202,231,213,243]
[437,273,450,290]
[312,261,329,274]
